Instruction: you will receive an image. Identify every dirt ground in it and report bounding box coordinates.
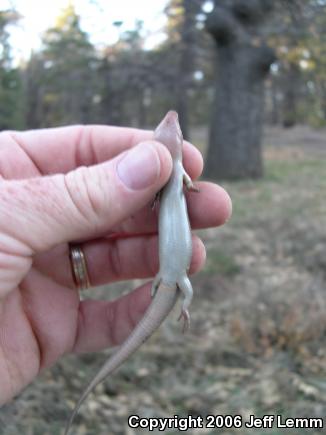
[1,125,326,435]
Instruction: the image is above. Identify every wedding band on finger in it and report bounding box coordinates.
[69,243,91,291]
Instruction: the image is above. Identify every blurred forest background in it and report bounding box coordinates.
[0,0,325,134]
[1,0,326,434]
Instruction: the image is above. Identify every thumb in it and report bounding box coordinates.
[0,139,172,255]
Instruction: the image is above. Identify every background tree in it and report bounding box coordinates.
[164,0,204,138]
[313,9,326,123]
[204,0,276,180]
[97,21,154,127]
[267,0,326,128]
[23,52,44,128]
[24,4,99,127]
[0,9,23,130]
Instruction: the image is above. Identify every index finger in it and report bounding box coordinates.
[8,125,203,179]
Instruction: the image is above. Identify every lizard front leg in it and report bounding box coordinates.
[183,170,199,192]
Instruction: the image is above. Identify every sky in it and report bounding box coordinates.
[1,0,169,62]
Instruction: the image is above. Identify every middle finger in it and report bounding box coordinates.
[33,234,206,288]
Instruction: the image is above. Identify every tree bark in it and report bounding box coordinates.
[205,0,275,180]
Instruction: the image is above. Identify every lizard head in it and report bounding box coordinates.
[154,110,183,160]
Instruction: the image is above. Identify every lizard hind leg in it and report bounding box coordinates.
[177,275,193,332]
[183,170,199,192]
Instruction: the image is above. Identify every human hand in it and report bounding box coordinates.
[0,125,231,405]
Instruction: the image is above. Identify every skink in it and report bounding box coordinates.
[64,110,197,434]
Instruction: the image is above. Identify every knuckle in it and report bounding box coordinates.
[64,166,111,224]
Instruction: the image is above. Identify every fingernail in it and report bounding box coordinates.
[117,142,161,190]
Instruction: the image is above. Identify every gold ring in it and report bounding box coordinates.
[69,243,90,291]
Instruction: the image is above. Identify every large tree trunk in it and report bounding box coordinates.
[205,0,275,180]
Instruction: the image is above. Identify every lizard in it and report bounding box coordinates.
[64,110,198,434]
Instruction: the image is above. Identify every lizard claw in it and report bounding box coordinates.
[189,185,200,193]
[183,170,199,193]
[178,309,190,333]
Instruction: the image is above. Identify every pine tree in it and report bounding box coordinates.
[31,4,99,126]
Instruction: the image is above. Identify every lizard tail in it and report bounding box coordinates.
[64,284,178,435]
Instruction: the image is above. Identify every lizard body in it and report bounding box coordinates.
[64,111,196,434]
